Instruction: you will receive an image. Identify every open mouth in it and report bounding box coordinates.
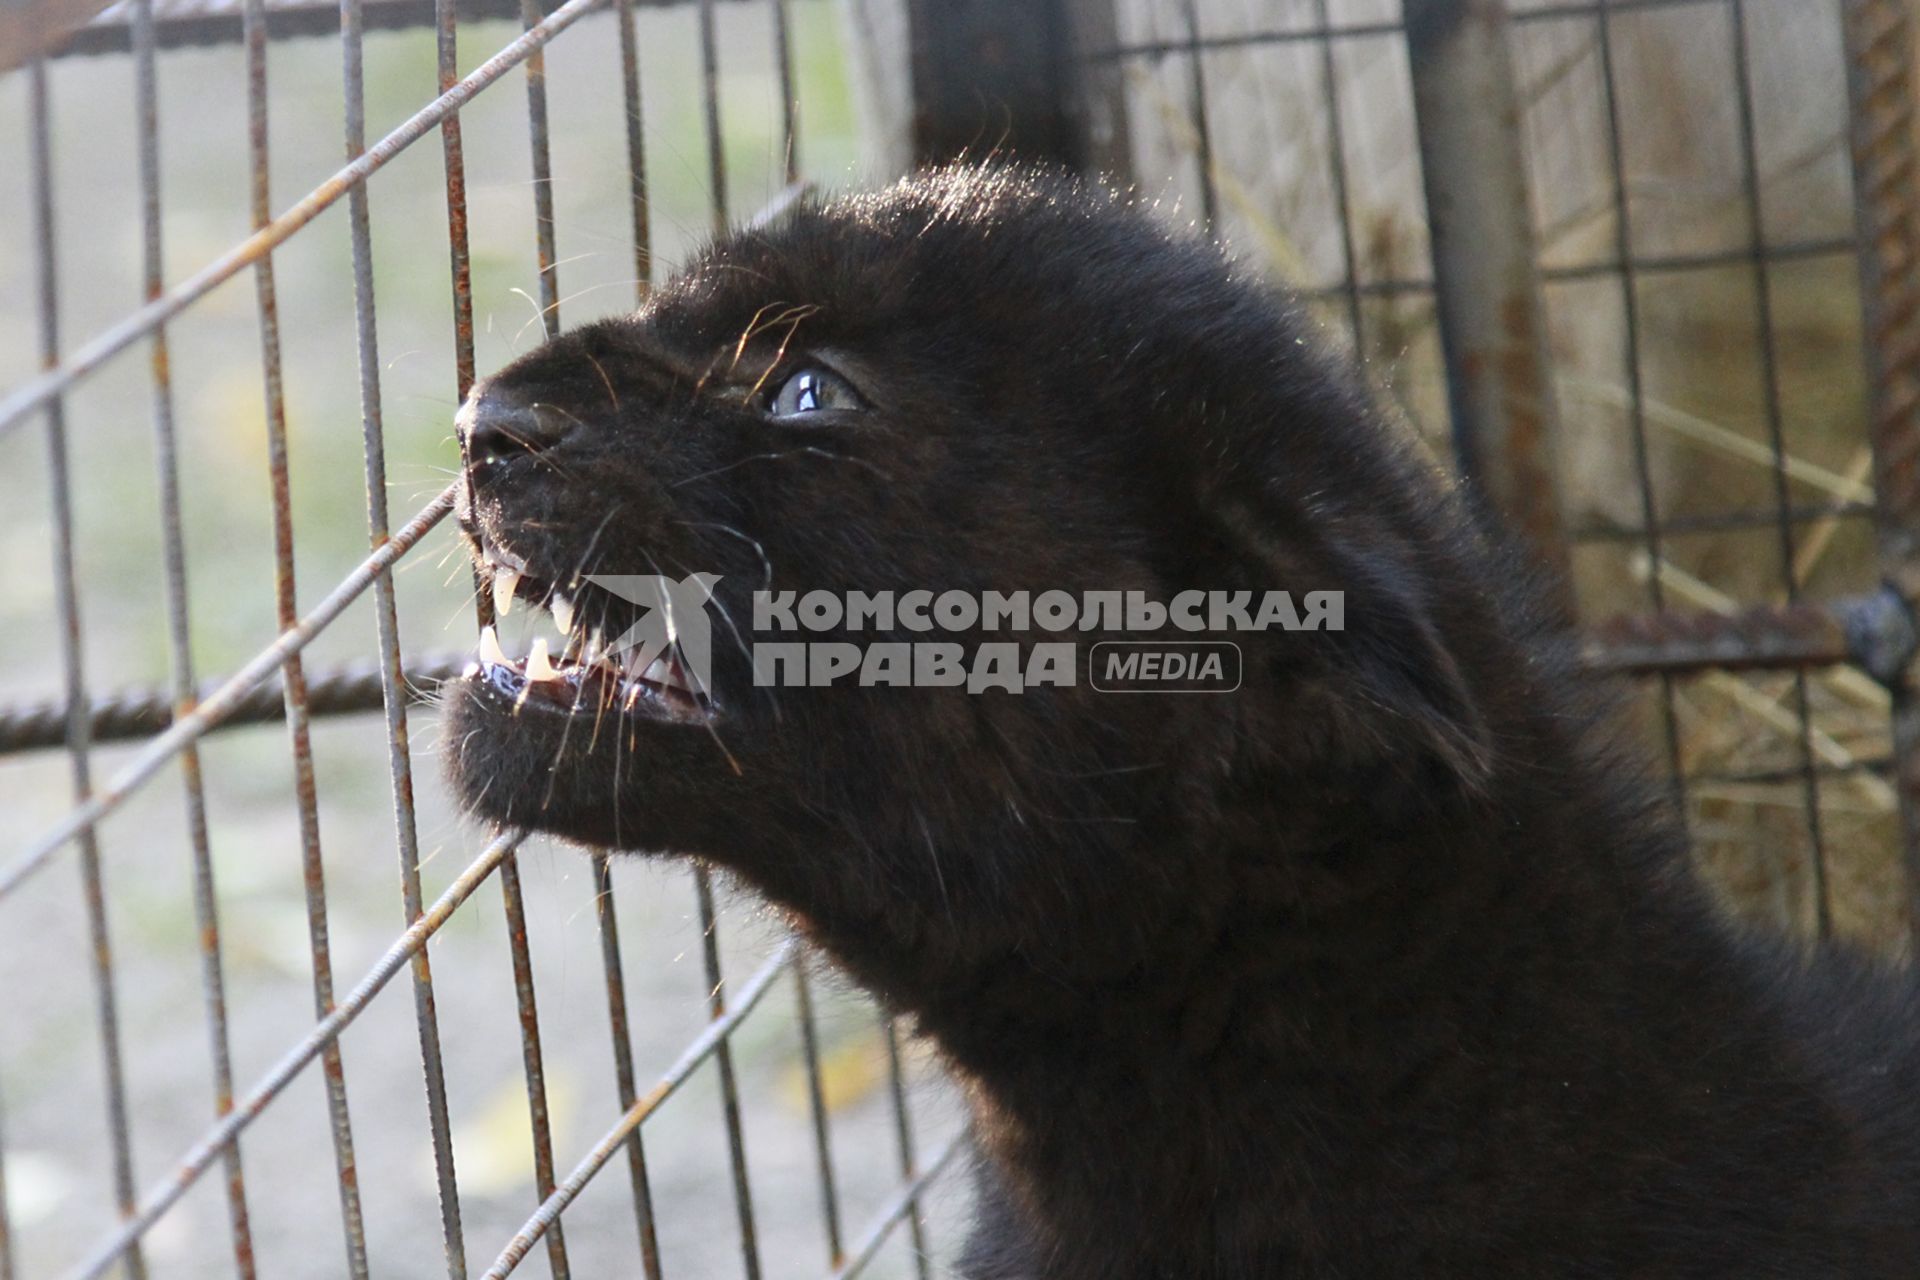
[462,540,717,724]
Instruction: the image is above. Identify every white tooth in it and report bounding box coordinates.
[551,593,575,635]
[492,566,521,618]
[642,655,671,685]
[527,637,562,682]
[480,625,509,667]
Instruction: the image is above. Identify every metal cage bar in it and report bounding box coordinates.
[132,0,259,1263]
[243,0,373,1261]
[1843,0,1920,938]
[30,48,150,1280]
[3,2,973,1274]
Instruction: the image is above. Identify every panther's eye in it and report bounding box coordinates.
[767,366,862,419]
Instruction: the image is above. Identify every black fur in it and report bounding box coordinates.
[445,165,1920,1276]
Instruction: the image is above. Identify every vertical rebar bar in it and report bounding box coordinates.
[699,0,728,234]
[130,0,258,1268]
[243,0,370,1269]
[1594,6,1690,815]
[1310,0,1365,351]
[1406,0,1570,578]
[1728,0,1831,934]
[694,867,763,1280]
[615,0,651,294]
[793,956,844,1267]
[520,0,559,336]
[590,855,664,1279]
[439,0,478,404]
[881,1018,928,1280]
[772,0,798,185]
[1843,0,1920,936]
[498,853,571,1279]
[30,52,149,1280]
[339,0,469,1270]
[761,16,846,1265]
[1176,0,1217,235]
[695,31,759,1269]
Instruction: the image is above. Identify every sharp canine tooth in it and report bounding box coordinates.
[493,566,521,618]
[551,593,575,635]
[480,625,509,667]
[527,637,561,681]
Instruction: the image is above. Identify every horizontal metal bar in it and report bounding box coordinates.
[1541,236,1857,283]
[1569,501,1877,544]
[1081,0,1738,64]
[1082,19,1405,62]
[2,590,1912,762]
[0,0,609,441]
[0,652,464,752]
[0,483,456,902]
[480,937,798,1279]
[48,0,759,55]
[63,829,525,1280]
[1582,590,1916,678]
[827,1125,971,1280]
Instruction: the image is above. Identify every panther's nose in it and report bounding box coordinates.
[459,389,572,465]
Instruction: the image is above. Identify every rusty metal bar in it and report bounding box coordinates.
[590,855,664,1278]
[794,956,845,1267]
[495,16,571,1271]
[30,49,149,1280]
[880,1017,929,1279]
[499,854,572,1278]
[761,19,847,1269]
[436,0,477,403]
[0,484,456,906]
[0,0,609,442]
[242,0,370,1266]
[132,0,257,1264]
[696,866,765,1279]
[0,653,467,754]
[699,0,726,233]
[519,0,559,336]
[479,938,797,1280]
[1728,0,1830,933]
[1592,2,1689,813]
[338,0,469,1266]
[691,51,763,1275]
[826,1124,969,1280]
[1583,599,1860,677]
[614,0,649,293]
[1844,0,1920,936]
[1407,0,1570,575]
[44,0,772,58]
[63,830,525,1280]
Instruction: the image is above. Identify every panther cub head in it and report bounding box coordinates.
[445,165,1499,968]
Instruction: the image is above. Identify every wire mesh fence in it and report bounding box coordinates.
[6,0,1920,1276]
[1080,0,1920,948]
[1,1,963,1276]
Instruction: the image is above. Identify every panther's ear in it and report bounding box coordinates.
[1217,496,1495,795]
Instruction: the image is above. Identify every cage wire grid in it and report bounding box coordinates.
[1076,0,1920,943]
[0,0,960,1276]
[8,0,1920,1276]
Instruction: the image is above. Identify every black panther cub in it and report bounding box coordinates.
[446,166,1920,1276]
